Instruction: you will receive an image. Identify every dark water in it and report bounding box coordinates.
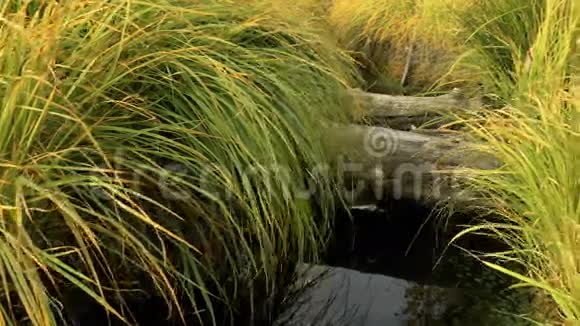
[309,200,535,325]
[278,265,464,325]
[327,201,444,284]
[326,200,509,285]
[58,199,532,325]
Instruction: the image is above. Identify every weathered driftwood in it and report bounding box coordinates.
[324,124,499,206]
[351,88,483,119]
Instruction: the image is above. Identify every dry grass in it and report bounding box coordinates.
[326,0,477,94]
[0,0,355,324]
[452,0,579,323]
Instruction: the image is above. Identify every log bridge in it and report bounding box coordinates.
[326,89,498,208]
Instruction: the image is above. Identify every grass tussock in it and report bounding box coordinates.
[326,0,476,94]
[0,0,355,324]
[454,0,580,322]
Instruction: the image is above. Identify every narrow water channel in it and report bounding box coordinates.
[61,199,534,325]
[285,199,537,325]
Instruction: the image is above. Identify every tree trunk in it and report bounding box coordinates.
[351,88,483,119]
[324,124,498,207]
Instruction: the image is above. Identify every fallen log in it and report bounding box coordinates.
[351,88,483,119]
[324,124,499,206]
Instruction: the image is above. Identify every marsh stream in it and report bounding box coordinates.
[281,200,536,325]
[63,199,534,326]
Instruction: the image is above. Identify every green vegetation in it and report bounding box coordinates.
[0,0,577,325]
[325,0,476,94]
[0,0,355,324]
[320,0,579,323]
[455,0,579,322]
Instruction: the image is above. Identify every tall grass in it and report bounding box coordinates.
[326,0,476,93]
[454,0,579,322]
[0,0,354,324]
